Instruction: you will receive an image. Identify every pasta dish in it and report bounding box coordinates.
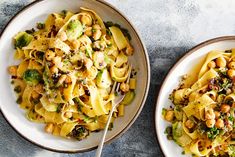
[163,50,235,156]
[8,7,136,140]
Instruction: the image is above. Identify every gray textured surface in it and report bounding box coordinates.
[1,0,235,157]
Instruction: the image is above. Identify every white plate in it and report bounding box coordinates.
[0,0,150,153]
[155,36,235,157]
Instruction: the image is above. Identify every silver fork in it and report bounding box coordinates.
[95,65,132,157]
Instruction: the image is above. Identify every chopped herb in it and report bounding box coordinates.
[162,108,167,116]
[25,28,35,34]
[56,103,63,113]
[206,127,220,139]
[16,97,22,104]
[36,23,45,29]
[61,10,68,18]
[228,116,234,122]
[83,115,90,123]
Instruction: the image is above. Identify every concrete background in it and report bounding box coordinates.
[1,0,235,156]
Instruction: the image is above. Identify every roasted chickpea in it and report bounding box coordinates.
[34,84,44,93]
[227,69,235,78]
[220,104,230,113]
[45,123,54,133]
[216,57,227,68]
[185,119,195,129]
[57,74,67,85]
[84,27,92,37]
[228,61,235,69]
[80,46,86,52]
[84,58,93,69]
[214,111,221,119]
[72,40,80,50]
[92,24,101,30]
[45,50,55,61]
[50,66,58,74]
[165,110,174,122]
[93,29,102,40]
[125,45,134,56]
[57,31,67,41]
[64,111,73,118]
[81,15,92,26]
[205,108,215,120]
[215,119,224,128]
[207,61,216,68]
[120,82,130,93]
[206,119,215,128]
[8,65,18,76]
[52,56,62,68]
[31,91,39,99]
[65,75,72,84]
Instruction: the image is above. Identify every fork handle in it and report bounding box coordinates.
[95,107,115,157]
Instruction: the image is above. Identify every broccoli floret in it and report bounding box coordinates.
[14,32,33,49]
[23,69,42,85]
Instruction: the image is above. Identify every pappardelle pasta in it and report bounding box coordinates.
[163,50,235,156]
[8,8,136,140]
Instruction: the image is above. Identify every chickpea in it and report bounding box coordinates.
[227,69,235,78]
[64,111,73,118]
[205,108,215,120]
[31,91,39,99]
[50,66,58,74]
[8,65,18,76]
[84,27,92,37]
[93,29,102,40]
[52,56,62,68]
[57,74,67,85]
[34,84,44,93]
[93,24,101,30]
[80,46,86,52]
[214,111,221,119]
[72,40,80,50]
[185,119,195,129]
[93,41,106,50]
[207,61,216,68]
[215,57,227,68]
[120,82,130,93]
[45,50,55,61]
[125,45,134,56]
[45,123,54,133]
[228,61,235,69]
[206,119,215,128]
[58,31,67,41]
[65,75,72,84]
[81,15,92,26]
[215,119,224,128]
[84,58,93,69]
[164,110,174,122]
[220,104,230,113]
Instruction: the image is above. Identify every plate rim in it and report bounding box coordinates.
[154,36,235,157]
[0,0,150,153]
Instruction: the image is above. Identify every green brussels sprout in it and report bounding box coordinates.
[23,69,42,85]
[14,32,33,49]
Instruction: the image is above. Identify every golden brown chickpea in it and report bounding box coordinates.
[93,29,102,40]
[31,91,39,99]
[205,108,215,120]
[45,123,54,133]
[215,119,224,128]
[72,40,80,50]
[57,74,67,85]
[92,24,101,30]
[65,75,72,84]
[57,31,67,41]
[34,84,44,93]
[64,111,73,118]
[206,119,215,128]
[84,58,93,69]
[227,69,235,78]
[207,61,216,68]
[214,111,221,119]
[8,65,18,76]
[165,110,174,122]
[120,82,130,93]
[185,119,195,129]
[125,45,134,56]
[50,66,58,74]
[84,27,92,37]
[45,50,55,61]
[81,15,92,26]
[228,61,235,69]
[52,56,62,68]
[220,104,230,113]
[216,57,227,68]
